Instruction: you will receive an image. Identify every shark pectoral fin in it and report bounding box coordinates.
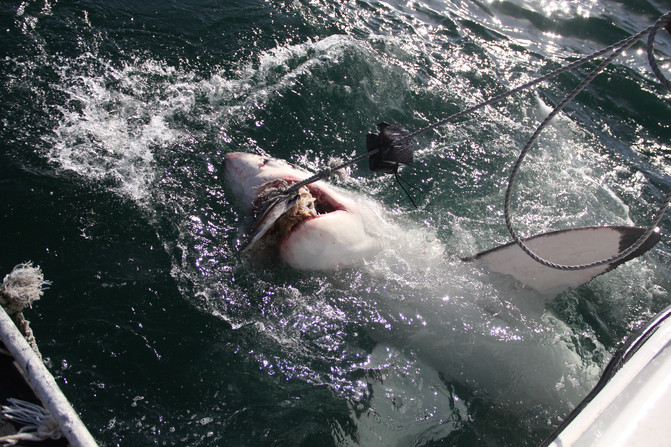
[279,211,377,270]
[462,226,661,294]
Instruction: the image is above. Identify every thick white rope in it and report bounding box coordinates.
[0,262,51,358]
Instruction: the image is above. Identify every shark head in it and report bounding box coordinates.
[224,152,378,269]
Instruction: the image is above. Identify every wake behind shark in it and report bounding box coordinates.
[224,151,660,293]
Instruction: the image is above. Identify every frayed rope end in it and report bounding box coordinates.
[0,263,52,314]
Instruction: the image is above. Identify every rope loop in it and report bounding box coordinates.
[647,12,671,91]
[0,263,50,314]
[503,10,671,271]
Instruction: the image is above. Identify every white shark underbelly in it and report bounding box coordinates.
[279,210,378,269]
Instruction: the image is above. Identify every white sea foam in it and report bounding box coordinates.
[46,57,192,200]
[44,34,370,202]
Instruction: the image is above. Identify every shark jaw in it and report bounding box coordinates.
[223,152,378,270]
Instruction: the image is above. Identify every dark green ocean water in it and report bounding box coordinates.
[1,1,671,445]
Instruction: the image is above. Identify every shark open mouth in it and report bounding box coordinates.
[271,186,319,238]
[248,176,350,243]
[256,185,319,240]
[223,152,379,269]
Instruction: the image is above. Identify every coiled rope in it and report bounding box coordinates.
[279,11,671,270]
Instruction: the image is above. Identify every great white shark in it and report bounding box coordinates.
[224,151,663,443]
[223,151,660,293]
